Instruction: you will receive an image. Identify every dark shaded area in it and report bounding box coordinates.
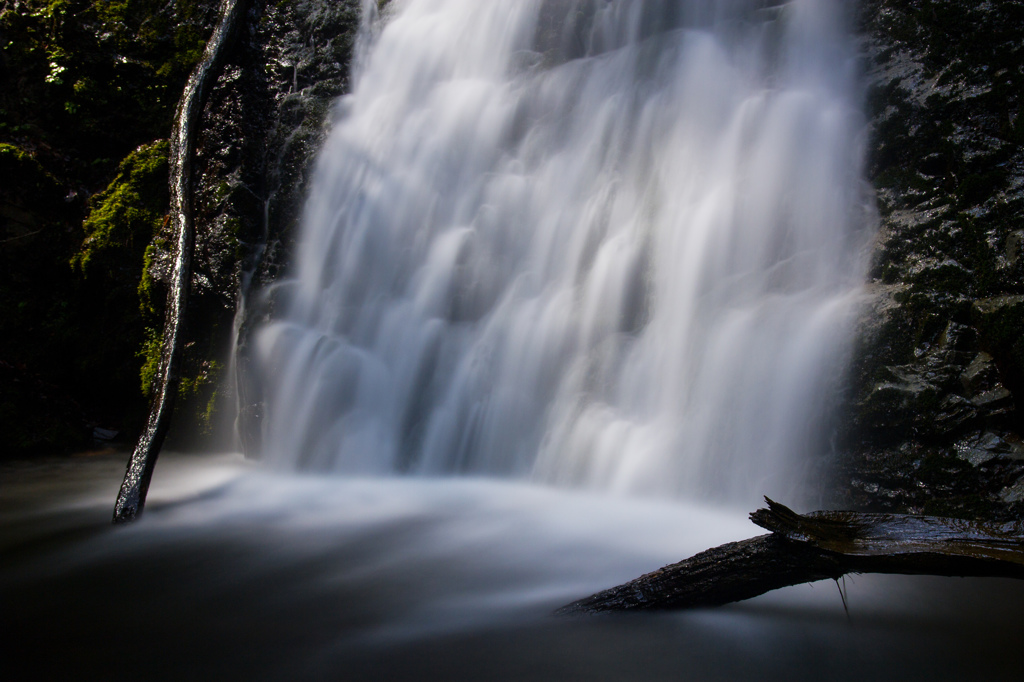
[0,0,221,455]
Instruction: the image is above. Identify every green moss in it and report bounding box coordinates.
[178,360,220,398]
[223,217,248,258]
[141,325,226,409]
[72,139,169,273]
[137,243,160,318]
[138,325,162,397]
[0,1,224,454]
[215,180,232,202]
[179,359,223,434]
[0,143,61,201]
[202,388,219,435]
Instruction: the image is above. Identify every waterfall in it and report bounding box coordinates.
[256,0,870,506]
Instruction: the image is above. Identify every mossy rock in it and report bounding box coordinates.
[72,139,169,273]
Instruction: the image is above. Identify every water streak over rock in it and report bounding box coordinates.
[258,0,871,506]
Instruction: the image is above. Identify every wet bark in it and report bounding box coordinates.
[113,0,249,524]
[557,498,1024,614]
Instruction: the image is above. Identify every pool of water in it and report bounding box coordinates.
[3,452,1023,681]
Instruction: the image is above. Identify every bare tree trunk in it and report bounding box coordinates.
[113,0,249,524]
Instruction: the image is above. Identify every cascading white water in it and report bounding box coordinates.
[257,0,870,506]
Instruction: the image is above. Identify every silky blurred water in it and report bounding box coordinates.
[4,453,1024,681]
[256,0,872,506]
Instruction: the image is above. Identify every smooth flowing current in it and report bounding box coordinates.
[7,2,1023,680]
[6,453,1024,680]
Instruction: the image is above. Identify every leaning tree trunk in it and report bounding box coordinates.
[558,498,1024,614]
[113,0,249,524]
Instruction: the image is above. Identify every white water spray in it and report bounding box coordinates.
[257,0,870,506]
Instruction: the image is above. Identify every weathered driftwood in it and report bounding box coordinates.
[557,498,1024,614]
[113,0,248,524]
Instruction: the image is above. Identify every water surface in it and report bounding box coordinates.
[4,453,1023,681]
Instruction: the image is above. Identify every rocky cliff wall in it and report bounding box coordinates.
[144,0,363,449]
[837,0,1024,519]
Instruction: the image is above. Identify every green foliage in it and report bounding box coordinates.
[0,144,65,236]
[0,0,221,455]
[73,139,167,272]
[137,242,160,318]
[139,333,225,432]
[179,359,223,434]
[0,0,215,179]
[138,325,162,397]
[0,142,56,190]
[73,140,169,273]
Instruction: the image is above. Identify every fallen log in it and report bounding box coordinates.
[557,498,1024,614]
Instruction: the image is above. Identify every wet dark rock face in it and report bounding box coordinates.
[145,0,362,448]
[836,0,1024,519]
